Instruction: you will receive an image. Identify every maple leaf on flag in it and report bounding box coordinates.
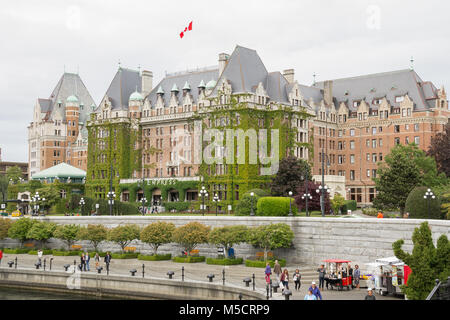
[179,21,193,39]
[180,32,184,38]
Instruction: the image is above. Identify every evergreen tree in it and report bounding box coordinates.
[392,221,450,299]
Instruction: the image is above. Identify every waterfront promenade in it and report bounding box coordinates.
[0,253,399,300]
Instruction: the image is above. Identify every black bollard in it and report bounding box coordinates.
[167,271,175,279]
[266,284,270,300]
[252,273,256,291]
[49,258,53,271]
[239,293,243,300]
[14,257,17,269]
[43,259,46,271]
[142,264,145,278]
[182,266,184,281]
[222,269,225,285]
[207,274,215,282]
[73,260,76,273]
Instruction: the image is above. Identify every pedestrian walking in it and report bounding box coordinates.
[304,289,317,300]
[354,265,361,289]
[0,249,3,266]
[293,269,301,291]
[273,260,282,280]
[280,269,289,291]
[309,281,323,300]
[85,251,90,271]
[80,253,86,271]
[264,262,272,284]
[348,264,354,288]
[317,264,326,289]
[104,252,112,272]
[94,253,100,269]
[37,249,43,266]
[365,288,376,300]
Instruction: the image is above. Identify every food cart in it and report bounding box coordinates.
[373,257,411,297]
[323,259,353,291]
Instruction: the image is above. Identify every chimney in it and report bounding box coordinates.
[324,80,333,106]
[219,53,230,76]
[141,70,153,97]
[283,69,295,84]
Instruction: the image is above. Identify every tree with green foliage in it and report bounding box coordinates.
[270,156,312,196]
[140,222,176,255]
[53,224,81,250]
[77,224,108,252]
[26,221,57,248]
[208,225,248,258]
[331,193,346,215]
[247,223,294,262]
[107,224,141,252]
[405,186,443,219]
[392,221,450,299]
[256,197,298,216]
[172,222,210,256]
[6,166,23,184]
[7,217,34,246]
[235,193,260,216]
[0,175,8,202]
[0,218,13,240]
[36,184,61,212]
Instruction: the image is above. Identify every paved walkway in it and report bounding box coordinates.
[0,253,400,300]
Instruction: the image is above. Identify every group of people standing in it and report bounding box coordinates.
[78,252,112,272]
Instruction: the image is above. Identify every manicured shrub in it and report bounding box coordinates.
[140,222,176,255]
[53,224,81,250]
[362,207,378,216]
[111,253,139,259]
[163,202,190,212]
[107,224,140,252]
[89,252,107,258]
[341,200,357,212]
[7,218,35,246]
[138,254,172,261]
[245,259,286,268]
[0,218,13,240]
[172,222,210,255]
[208,225,248,258]
[3,248,30,254]
[405,186,443,219]
[256,197,298,216]
[52,250,81,256]
[247,223,294,261]
[77,224,108,252]
[26,221,57,248]
[172,256,206,263]
[206,257,243,265]
[235,193,260,216]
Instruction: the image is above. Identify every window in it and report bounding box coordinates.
[350,154,355,164]
[394,125,400,133]
[405,137,409,144]
[379,153,383,161]
[379,126,383,132]
[372,169,377,178]
[372,153,377,163]
[414,123,419,132]
[372,139,376,148]
[366,139,370,147]
[366,153,370,161]
[394,137,400,145]
[350,170,355,181]
[367,169,370,177]
[379,139,383,147]
[350,141,355,149]
[372,127,376,135]
[350,129,355,136]
[402,109,406,117]
[338,155,343,164]
[407,108,411,116]
[405,124,409,131]
[414,136,420,145]
[395,96,404,103]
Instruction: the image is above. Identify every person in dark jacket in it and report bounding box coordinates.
[317,264,326,289]
[80,253,86,271]
[104,252,112,272]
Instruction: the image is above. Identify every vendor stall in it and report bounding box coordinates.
[373,257,411,297]
[323,259,353,291]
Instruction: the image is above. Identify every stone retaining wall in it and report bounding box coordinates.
[1,216,449,267]
[0,268,264,300]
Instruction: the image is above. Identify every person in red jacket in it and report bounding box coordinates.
[0,249,3,266]
[377,211,384,218]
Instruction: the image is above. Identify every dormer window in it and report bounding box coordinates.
[372,98,382,105]
[353,100,360,108]
[395,96,404,103]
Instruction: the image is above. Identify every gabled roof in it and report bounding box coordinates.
[312,69,437,111]
[31,162,86,179]
[212,45,268,96]
[146,68,219,107]
[102,68,141,110]
[265,72,289,103]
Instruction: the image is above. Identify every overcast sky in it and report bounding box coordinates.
[0,0,449,162]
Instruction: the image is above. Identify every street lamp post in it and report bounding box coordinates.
[199,186,208,216]
[288,191,293,216]
[213,194,220,216]
[423,188,436,219]
[316,185,331,217]
[141,197,147,215]
[32,192,40,216]
[107,191,116,216]
[301,192,312,217]
[250,192,255,216]
[79,197,85,216]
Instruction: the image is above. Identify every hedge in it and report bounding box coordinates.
[163,202,190,212]
[27,249,53,255]
[256,197,297,216]
[52,250,81,256]
[172,256,206,263]
[341,200,357,212]
[2,248,30,254]
[111,253,139,259]
[362,207,378,216]
[138,254,172,261]
[245,259,286,268]
[206,257,244,265]
[88,252,107,258]
[405,186,443,219]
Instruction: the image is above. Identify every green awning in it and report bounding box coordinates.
[31,162,86,180]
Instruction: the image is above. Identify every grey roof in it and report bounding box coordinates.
[38,98,52,113]
[47,73,96,124]
[312,69,438,111]
[296,84,323,104]
[265,72,289,103]
[146,68,219,107]
[212,45,268,96]
[102,68,142,110]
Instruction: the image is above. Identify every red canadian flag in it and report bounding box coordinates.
[180,21,193,38]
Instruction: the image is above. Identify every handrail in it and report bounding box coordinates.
[426,279,441,300]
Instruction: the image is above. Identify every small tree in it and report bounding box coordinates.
[6,166,23,184]
[270,156,311,196]
[140,222,176,255]
[294,181,331,214]
[172,222,210,256]
[235,193,260,216]
[53,224,81,250]
[0,175,8,202]
[208,225,248,258]
[26,221,57,249]
[0,218,13,240]
[405,186,443,219]
[392,221,450,299]
[7,217,34,247]
[107,224,141,252]
[36,184,61,212]
[247,223,294,261]
[77,224,108,252]
[331,193,346,215]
